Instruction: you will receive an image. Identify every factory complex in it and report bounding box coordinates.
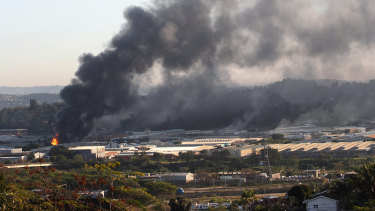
[1,125,375,163]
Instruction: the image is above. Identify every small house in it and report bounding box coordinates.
[303,196,338,211]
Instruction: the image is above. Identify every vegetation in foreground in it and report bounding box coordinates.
[1,157,375,210]
[0,161,178,210]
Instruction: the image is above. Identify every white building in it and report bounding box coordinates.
[181,138,248,146]
[227,145,263,157]
[303,196,338,211]
[34,152,45,159]
[0,147,26,162]
[160,172,194,184]
[0,147,22,154]
[192,203,209,210]
[78,190,106,199]
[69,146,106,159]
[0,156,27,162]
[147,145,215,154]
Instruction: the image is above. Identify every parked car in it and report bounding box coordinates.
[175,187,184,194]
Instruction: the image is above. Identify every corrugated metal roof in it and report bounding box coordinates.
[270,141,375,153]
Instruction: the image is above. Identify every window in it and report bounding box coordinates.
[313,205,318,208]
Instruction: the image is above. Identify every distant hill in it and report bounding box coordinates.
[0,86,64,95]
[19,93,62,103]
[0,93,62,110]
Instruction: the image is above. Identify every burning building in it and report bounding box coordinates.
[51,134,59,146]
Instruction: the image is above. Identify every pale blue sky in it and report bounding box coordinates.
[0,0,147,86]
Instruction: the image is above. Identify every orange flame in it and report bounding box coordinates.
[51,134,59,146]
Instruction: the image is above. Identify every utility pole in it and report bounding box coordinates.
[195,170,197,188]
[262,135,272,180]
[265,146,272,177]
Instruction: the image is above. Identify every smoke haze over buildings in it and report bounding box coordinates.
[56,0,375,142]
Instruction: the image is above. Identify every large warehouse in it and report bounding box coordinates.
[147,145,215,154]
[180,138,251,146]
[269,141,375,158]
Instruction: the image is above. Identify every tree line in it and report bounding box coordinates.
[0,161,180,210]
[0,100,64,134]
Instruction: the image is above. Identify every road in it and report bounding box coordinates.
[182,184,292,197]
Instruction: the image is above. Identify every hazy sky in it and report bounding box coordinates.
[0,0,146,86]
[3,0,375,88]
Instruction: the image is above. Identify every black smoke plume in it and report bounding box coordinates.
[56,0,375,142]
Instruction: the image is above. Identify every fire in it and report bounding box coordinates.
[51,134,59,146]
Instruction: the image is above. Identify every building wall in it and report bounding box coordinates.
[70,146,106,159]
[34,152,45,159]
[161,173,194,183]
[181,138,247,145]
[0,148,22,154]
[280,150,369,158]
[186,173,194,182]
[306,197,337,211]
[305,170,320,178]
[271,173,281,179]
[0,129,27,136]
[271,141,375,158]
[228,145,263,157]
[0,156,26,162]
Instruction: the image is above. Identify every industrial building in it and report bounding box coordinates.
[271,125,367,142]
[0,146,27,162]
[180,138,249,146]
[69,146,106,159]
[269,141,375,158]
[113,145,216,159]
[147,145,216,155]
[0,135,18,142]
[0,129,27,136]
[137,172,194,184]
[160,172,194,184]
[226,145,264,157]
[115,151,180,159]
[0,147,22,154]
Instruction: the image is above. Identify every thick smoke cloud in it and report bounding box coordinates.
[56,0,375,141]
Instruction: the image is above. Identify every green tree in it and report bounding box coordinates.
[240,189,256,208]
[29,99,38,110]
[288,185,311,207]
[143,181,176,201]
[27,152,35,162]
[354,162,375,201]
[353,200,375,211]
[169,197,192,211]
[152,152,165,161]
[330,180,357,209]
[260,148,282,164]
[271,133,284,140]
[49,146,74,160]
[113,187,155,206]
[229,200,240,211]
[0,172,9,208]
[254,204,266,211]
[179,151,195,163]
[0,102,64,134]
